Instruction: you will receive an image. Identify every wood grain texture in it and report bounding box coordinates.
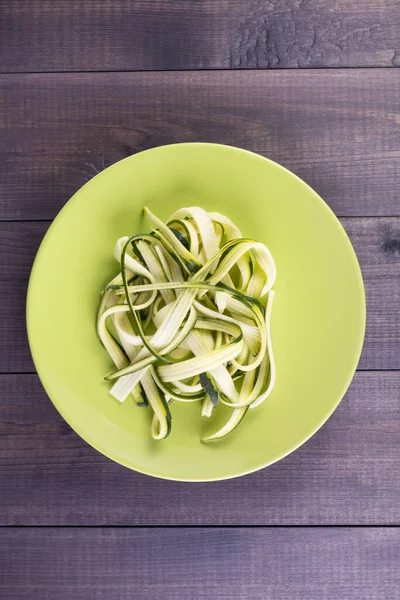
[0,372,399,525]
[1,528,399,599]
[1,217,398,373]
[1,1,399,72]
[1,70,399,219]
[343,218,400,370]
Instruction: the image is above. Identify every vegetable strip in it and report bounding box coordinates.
[97,207,276,441]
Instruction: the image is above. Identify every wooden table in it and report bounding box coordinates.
[1,2,399,598]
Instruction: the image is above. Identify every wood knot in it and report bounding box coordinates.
[381,229,400,256]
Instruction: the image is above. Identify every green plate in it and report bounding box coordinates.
[27,143,365,481]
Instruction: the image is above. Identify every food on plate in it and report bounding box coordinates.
[97,206,276,441]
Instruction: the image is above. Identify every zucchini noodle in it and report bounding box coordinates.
[97,206,276,441]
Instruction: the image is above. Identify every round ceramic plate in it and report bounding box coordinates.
[27,143,365,481]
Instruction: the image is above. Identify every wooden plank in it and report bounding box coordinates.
[343,218,400,371]
[0,371,398,525]
[1,528,399,599]
[1,70,399,219]
[1,1,399,72]
[0,222,47,373]
[1,217,398,373]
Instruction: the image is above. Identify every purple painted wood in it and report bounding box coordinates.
[1,528,399,599]
[1,70,400,220]
[1,1,399,72]
[0,6,399,594]
[0,372,399,525]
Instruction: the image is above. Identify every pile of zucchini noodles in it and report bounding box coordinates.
[97,207,276,441]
